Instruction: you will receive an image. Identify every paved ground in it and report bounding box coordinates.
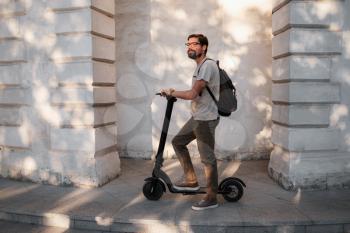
[0,220,95,233]
[0,158,350,233]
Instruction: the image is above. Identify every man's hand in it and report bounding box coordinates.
[160,88,175,97]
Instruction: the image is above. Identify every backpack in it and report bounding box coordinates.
[198,59,237,116]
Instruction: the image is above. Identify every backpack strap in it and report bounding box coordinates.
[196,58,219,106]
[197,58,214,74]
[206,85,218,106]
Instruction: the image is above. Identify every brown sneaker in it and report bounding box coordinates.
[191,198,218,210]
[173,178,200,191]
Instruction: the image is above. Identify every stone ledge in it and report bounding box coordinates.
[92,61,116,85]
[0,39,26,62]
[272,104,330,126]
[53,8,91,34]
[47,0,114,17]
[272,0,289,13]
[0,15,22,39]
[0,125,30,148]
[0,0,26,17]
[0,63,22,85]
[272,1,344,35]
[50,125,116,152]
[91,0,115,17]
[272,82,340,104]
[272,28,342,58]
[53,8,115,39]
[91,9,115,39]
[51,34,115,62]
[50,86,116,105]
[272,56,331,82]
[52,105,116,127]
[51,33,92,60]
[0,107,22,126]
[47,0,90,10]
[271,124,339,151]
[92,35,115,62]
[53,60,116,86]
[0,87,30,105]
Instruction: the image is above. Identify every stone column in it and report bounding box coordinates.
[0,0,119,186]
[269,0,350,190]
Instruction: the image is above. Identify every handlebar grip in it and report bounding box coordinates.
[155,92,177,102]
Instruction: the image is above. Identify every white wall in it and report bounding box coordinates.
[115,0,274,159]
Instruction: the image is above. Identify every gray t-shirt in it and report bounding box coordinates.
[191,58,220,120]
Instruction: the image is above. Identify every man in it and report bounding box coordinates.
[161,34,220,210]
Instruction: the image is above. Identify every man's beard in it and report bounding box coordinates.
[187,50,202,59]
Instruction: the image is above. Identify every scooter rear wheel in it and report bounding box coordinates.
[220,179,243,202]
[143,179,164,201]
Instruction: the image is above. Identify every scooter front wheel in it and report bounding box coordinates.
[143,179,164,201]
[220,179,243,202]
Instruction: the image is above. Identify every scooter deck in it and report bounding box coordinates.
[169,186,207,195]
[168,186,231,195]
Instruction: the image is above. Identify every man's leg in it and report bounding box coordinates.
[192,119,219,210]
[203,162,218,201]
[172,117,199,190]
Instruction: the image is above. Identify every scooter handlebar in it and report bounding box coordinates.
[156,93,177,102]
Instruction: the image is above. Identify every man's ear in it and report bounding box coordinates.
[202,45,207,53]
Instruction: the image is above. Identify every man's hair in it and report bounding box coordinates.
[187,34,208,55]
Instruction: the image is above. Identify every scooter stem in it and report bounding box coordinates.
[154,95,177,174]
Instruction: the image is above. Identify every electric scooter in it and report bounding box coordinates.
[142,94,246,202]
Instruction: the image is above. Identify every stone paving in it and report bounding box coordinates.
[0,158,350,233]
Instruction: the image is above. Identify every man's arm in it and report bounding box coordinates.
[171,79,207,100]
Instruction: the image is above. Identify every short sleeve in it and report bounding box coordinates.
[196,61,216,83]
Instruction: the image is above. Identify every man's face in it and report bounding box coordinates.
[186,37,206,59]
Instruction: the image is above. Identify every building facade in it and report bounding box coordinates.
[0,0,120,186]
[270,0,350,190]
[0,0,349,189]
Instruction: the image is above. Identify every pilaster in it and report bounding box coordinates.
[269,0,350,190]
[48,0,119,186]
[0,0,31,179]
[0,0,119,186]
